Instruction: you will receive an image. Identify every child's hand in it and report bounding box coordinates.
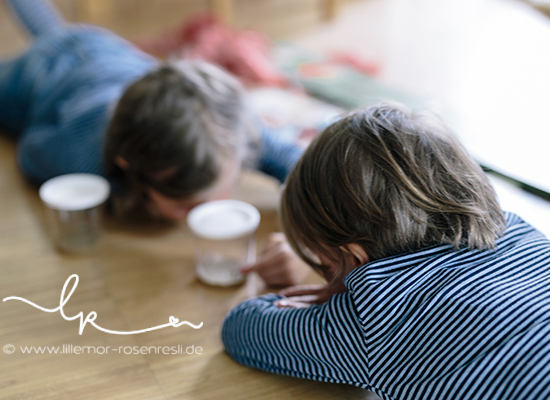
[275,283,348,308]
[240,233,310,287]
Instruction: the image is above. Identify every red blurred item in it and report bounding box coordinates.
[329,51,381,76]
[135,13,287,87]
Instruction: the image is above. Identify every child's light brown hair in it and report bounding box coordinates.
[281,103,505,280]
[104,60,255,218]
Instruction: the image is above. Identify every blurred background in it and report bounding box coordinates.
[1,0,550,233]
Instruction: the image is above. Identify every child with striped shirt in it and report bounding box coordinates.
[222,103,550,400]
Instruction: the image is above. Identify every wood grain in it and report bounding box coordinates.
[0,140,378,400]
[0,1,379,397]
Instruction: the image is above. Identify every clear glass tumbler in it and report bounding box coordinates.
[186,200,261,287]
[39,174,110,252]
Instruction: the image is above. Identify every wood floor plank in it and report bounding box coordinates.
[0,1,380,398]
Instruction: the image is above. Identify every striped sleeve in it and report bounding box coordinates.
[222,293,372,388]
[223,213,550,400]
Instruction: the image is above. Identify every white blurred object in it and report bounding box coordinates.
[489,174,550,239]
[293,0,550,194]
[39,173,110,252]
[187,200,261,287]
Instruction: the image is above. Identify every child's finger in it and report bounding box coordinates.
[275,299,312,309]
[260,239,283,257]
[260,269,296,287]
[240,256,274,275]
[279,284,324,297]
[266,232,286,247]
[286,294,319,303]
[240,253,274,273]
[240,246,284,274]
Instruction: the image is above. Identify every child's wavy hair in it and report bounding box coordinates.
[104,60,255,218]
[281,103,505,282]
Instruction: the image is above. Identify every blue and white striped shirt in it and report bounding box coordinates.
[222,212,550,400]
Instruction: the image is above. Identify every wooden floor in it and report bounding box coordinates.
[0,2,381,398]
[0,139,381,400]
[3,0,550,398]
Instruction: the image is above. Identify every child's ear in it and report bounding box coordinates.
[340,244,370,265]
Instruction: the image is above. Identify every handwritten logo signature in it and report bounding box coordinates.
[2,274,203,335]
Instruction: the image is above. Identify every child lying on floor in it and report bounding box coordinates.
[222,103,550,400]
[1,0,308,286]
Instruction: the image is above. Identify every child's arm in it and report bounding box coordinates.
[17,98,107,184]
[256,125,305,184]
[6,0,64,37]
[222,292,370,387]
